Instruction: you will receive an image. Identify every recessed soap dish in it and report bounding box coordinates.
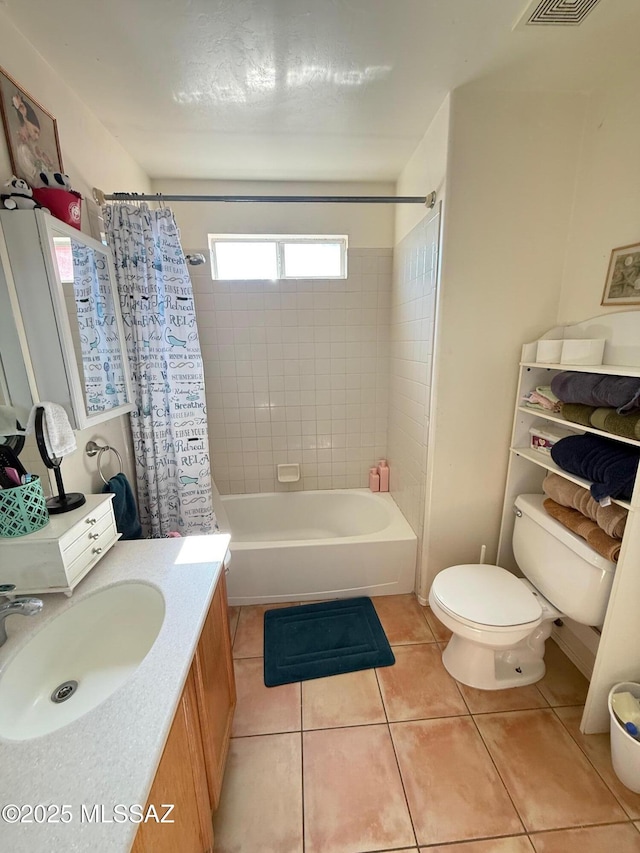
[277,463,300,483]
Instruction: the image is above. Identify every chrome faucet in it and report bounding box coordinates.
[0,597,43,646]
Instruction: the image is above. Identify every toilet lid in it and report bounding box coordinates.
[432,564,543,627]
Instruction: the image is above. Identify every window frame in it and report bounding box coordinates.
[208,234,348,281]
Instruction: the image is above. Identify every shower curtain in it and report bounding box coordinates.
[103,202,215,538]
[71,243,128,415]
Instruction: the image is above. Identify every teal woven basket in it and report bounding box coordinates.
[0,476,50,538]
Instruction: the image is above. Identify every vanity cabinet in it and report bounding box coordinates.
[131,666,213,853]
[0,494,119,595]
[497,311,640,734]
[0,209,132,429]
[132,570,236,853]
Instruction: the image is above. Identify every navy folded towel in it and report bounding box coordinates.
[102,472,143,540]
[550,371,640,414]
[550,434,639,502]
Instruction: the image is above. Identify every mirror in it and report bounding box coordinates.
[51,235,129,417]
[0,210,133,430]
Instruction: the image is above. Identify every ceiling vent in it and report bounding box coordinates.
[516,0,603,27]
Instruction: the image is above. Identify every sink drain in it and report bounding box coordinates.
[51,680,78,703]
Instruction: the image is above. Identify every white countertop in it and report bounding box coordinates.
[0,532,230,853]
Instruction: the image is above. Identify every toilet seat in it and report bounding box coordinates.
[431,564,543,629]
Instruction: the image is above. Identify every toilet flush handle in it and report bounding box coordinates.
[513,506,523,517]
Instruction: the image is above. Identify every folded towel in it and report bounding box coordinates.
[590,407,640,441]
[26,402,76,457]
[550,433,639,502]
[560,402,598,427]
[550,371,640,414]
[542,473,627,539]
[528,392,559,411]
[102,472,142,540]
[543,498,621,562]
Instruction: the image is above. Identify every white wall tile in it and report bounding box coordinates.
[388,211,440,573]
[191,248,392,494]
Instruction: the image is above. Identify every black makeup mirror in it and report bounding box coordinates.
[34,406,85,514]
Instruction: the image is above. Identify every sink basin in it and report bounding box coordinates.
[0,583,165,741]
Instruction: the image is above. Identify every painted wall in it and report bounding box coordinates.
[395,96,450,245]
[420,85,586,590]
[0,9,150,497]
[150,179,396,249]
[557,80,640,324]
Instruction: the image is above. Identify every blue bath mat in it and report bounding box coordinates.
[263,597,395,687]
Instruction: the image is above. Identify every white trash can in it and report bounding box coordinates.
[608,681,640,793]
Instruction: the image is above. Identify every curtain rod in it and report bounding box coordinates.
[93,188,437,208]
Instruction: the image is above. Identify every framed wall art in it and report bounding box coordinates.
[602,242,640,306]
[0,66,63,185]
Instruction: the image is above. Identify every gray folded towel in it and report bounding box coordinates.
[551,372,640,414]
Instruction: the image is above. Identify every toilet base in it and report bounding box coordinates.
[442,632,547,690]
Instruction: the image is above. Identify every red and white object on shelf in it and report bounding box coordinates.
[529,423,577,455]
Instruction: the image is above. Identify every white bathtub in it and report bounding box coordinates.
[215,489,417,606]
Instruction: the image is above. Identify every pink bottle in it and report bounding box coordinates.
[369,467,380,492]
[378,459,389,492]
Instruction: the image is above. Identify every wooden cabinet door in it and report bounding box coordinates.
[131,666,214,853]
[193,569,237,812]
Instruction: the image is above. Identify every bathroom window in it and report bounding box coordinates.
[208,234,347,280]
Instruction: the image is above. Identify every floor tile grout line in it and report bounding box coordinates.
[375,666,420,850]
[386,723,419,850]
[300,728,306,853]
[527,818,640,839]
[526,705,629,820]
[550,704,640,819]
[467,711,529,837]
[471,708,634,835]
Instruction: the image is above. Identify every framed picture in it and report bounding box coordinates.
[602,242,640,306]
[0,66,63,185]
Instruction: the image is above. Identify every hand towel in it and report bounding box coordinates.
[550,372,640,414]
[102,472,143,540]
[26,402,76,457]
[550,433,639,502]
[542,473,627,539]
[543,498,621,562]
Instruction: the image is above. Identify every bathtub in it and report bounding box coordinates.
[215,488,417,606]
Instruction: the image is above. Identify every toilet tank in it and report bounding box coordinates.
[513,494,616,627]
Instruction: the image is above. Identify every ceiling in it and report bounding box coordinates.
[4,0,639,182]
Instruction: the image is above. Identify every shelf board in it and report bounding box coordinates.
[517,406,640,450]
[510,445,633,511]
[521,362,640,378]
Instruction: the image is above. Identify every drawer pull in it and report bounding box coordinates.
[86,517,97,525]
[92,547,103,555]
[88,532,100,540]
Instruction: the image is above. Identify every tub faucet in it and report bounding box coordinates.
[0,597,44,647]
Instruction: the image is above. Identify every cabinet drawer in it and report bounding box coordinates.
[59,500,113,552]
[62,511,116,565]
[66,524,119,585]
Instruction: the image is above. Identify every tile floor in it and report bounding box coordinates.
[213,595,640,853]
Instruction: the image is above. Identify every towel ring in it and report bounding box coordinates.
[86,440,124,485]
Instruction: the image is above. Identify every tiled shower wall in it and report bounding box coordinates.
[388,208,440,541]
[190,249,392,494]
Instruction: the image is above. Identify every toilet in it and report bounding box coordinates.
[429,493,616,690]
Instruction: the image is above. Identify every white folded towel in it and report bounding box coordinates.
[26,402,76,458]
